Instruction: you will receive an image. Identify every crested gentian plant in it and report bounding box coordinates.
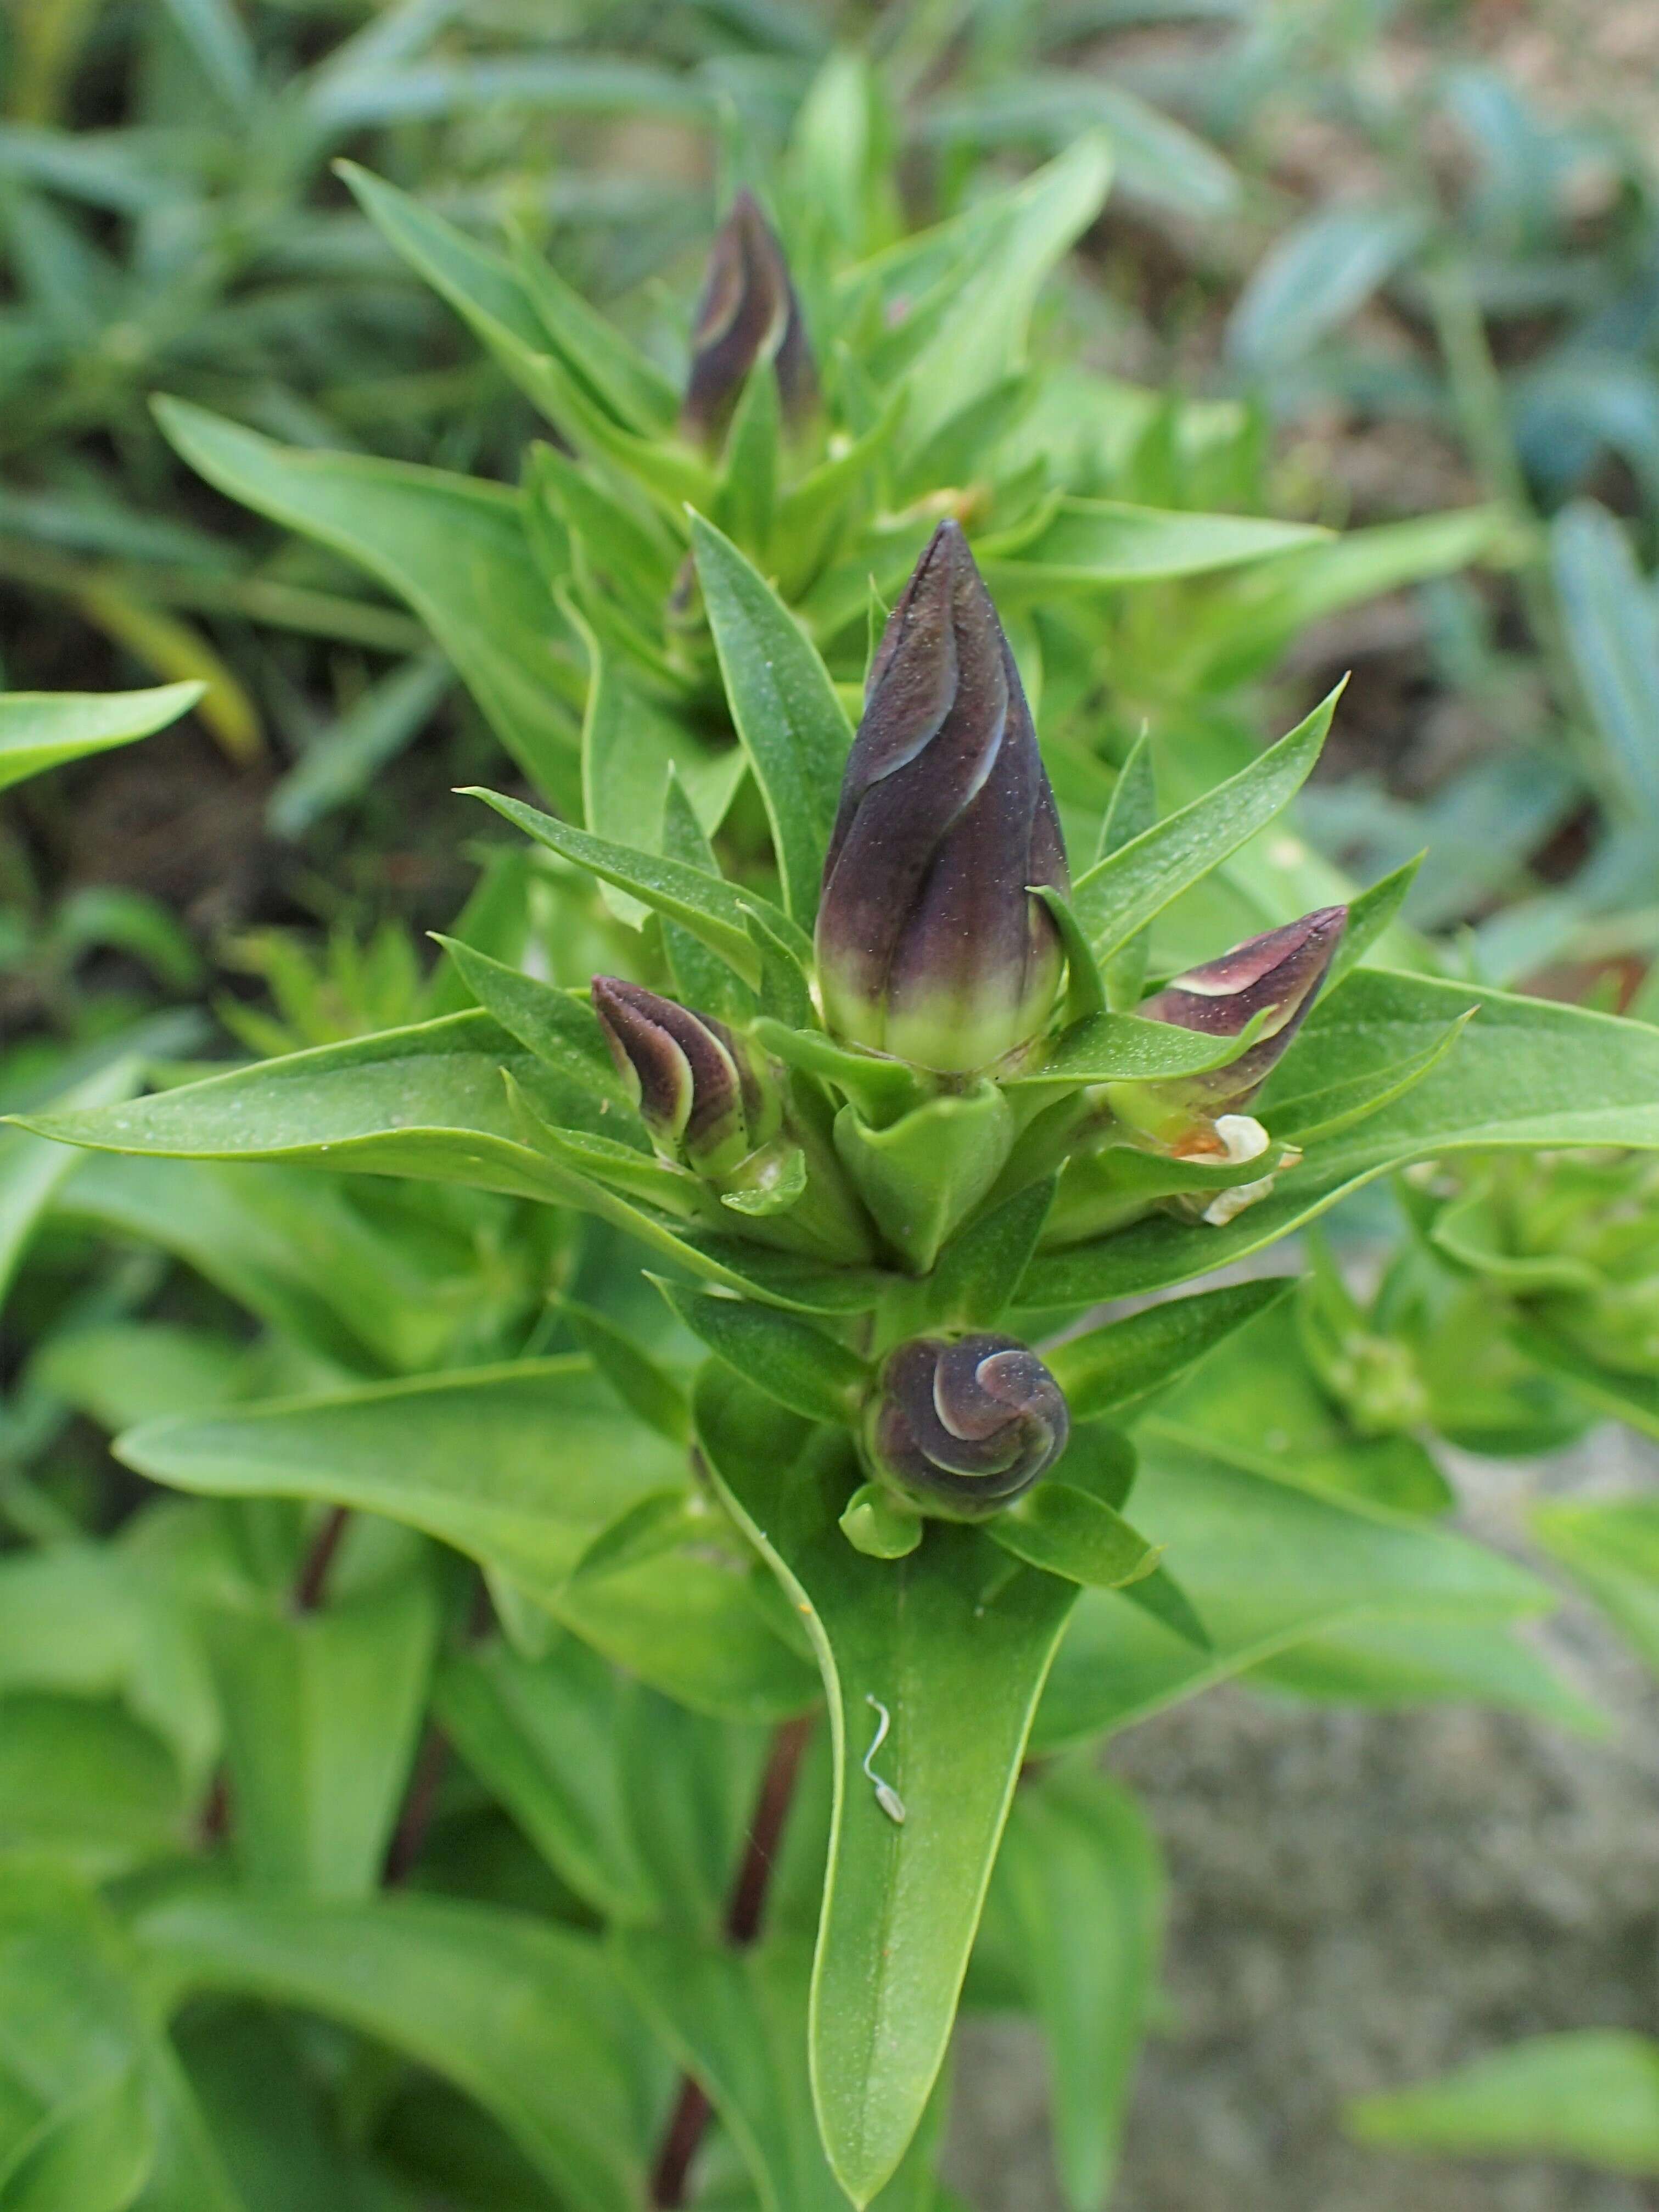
[21,476,1659,2207]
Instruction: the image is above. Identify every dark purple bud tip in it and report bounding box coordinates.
[681,188,818,449]
[1137,905,1346,1114]
[591,977,778,1176]
[816,521,1069,1075]
[861,1331,1070,1520]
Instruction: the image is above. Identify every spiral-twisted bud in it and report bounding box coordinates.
[591,977,780,1175]
[815,519,1069,1076]
[861,1332,1071,1520]
[681,189,817,449]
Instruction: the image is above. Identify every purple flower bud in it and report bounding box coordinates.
[592,977,780,1176]
[1125,906,1346,1134]
[681,189,817,449]
[862,1332,1070,1519]
[815,521,1069,1075]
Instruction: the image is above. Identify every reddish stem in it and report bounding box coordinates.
[647,1712,815,2205]
[382,1723,449,1886]
[648,2079,714,2209]
[292,1504,350,1613]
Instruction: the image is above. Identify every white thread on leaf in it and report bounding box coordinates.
[862,1694,906,1824]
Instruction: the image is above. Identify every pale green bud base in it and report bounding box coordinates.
[839,1482,923,1559]
[833,1083,1015,1274]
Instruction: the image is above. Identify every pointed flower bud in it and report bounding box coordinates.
[1109,907,1346,1149]
[861,1332,1070,1520]
[681,189,817,449]
[592,977,780,1177]
[816,521,1069,1076]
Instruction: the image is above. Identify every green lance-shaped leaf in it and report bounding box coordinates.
[431,939,623,1102]
[1324,854,1425,993]
[132,1892,660,2212]
[1551,499,1659,827]
[155,399,580,807]
[926,1177,1057,1329]
[1531,1494,1659,1673]
[985,1482,1158,1589]
[890,136,1112,446]
[1069,685,1339,965]
[1016,968,1659,1312]
[0,1052,145,1313]
[0,1544,218,1790]
[987,1769,1164,2212]
[1045,1279,1294,1421]
[1001,1005,1276,1090]
[434,1634,657,1920]
[200,1539,441,1901]
[0,680,201,796]
[117,1360,684,1598]
[10,1009,617,1202]
[697,1366,1078,2204]
[691,511,853,925]
[1032,1415,1554,1751]
[982,496,1330,597]
[346,159,677,436]
[658,1283,869,1425]
[340,163,708,511]
[116,1360,817,1722]
[1099,731,1157,1010]
[19,1012,869,1317]
[469,787,812,988]
[562,585,747,928]
[0,1873,166,2212]
[1347,2032,1659,2174]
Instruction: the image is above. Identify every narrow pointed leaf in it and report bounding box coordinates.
[467,787,772,985]
[1070,687,1339,962]
[1347,2032,1659,2172]
[434,1636,657,1918]
[132,1894,657,2212]
[432,939,623,1101]
[986,1485,1157,1588]
[985,497,1329,596]
[660,1283,868,1424]
[12,1010,615,1198]
[691,512,853,923]
[927,1178,1056,1328]
[1044,1280,1295,1421]
[155,400,579,804]
[115,1361,814,1720]
[988,1771,1164,2212]
[0,682,201,796]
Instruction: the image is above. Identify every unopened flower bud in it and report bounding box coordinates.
[861,1333,1070,1520]
[816,522,1069,1075]
[592,977,780,1176]
[1109,906,1346,1149]
[681,189,817,449]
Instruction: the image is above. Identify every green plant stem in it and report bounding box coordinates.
[648,1712,816,2205]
